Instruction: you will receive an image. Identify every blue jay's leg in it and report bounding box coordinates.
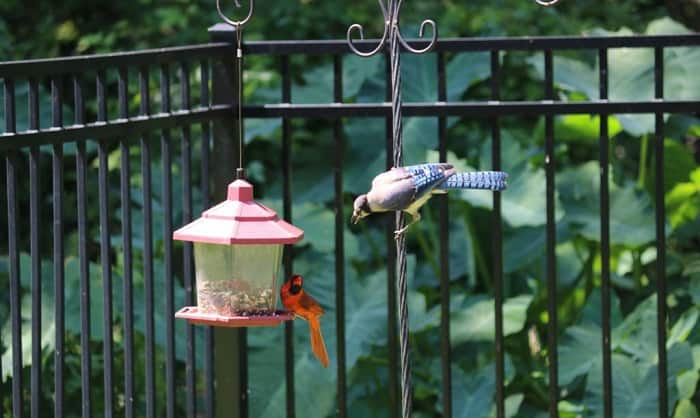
[394,211,421,238]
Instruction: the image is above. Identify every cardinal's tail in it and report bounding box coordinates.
[308,317,329,368]
[441,171,508,191]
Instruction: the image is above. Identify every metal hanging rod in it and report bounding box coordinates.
[216,0,254,29]
[536,0,562,6]
[346,0,438,57]
[216,0,253,178]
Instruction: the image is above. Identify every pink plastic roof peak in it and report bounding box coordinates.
[173,179,304,245]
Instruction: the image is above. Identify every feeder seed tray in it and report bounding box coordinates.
[175,306,294,327]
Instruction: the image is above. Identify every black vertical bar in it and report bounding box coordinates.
[437,51,452,418]
[200,58,215,418]
[98,138,114,418]
[118,68,128,120]
[97,70,107,122]
[97,69,113,418]
[119,67,135,418]
[181,61,191,111]
[52,75,65,418]
[5,78,22,418]
[7,151,22,418]
[281,54,295,418]
[598,48,613,418]
[74,75,91,418]
[74,76,85,126]
[29,88,43,418]
[544,49,558,418]
[654,46,668,418]
[29,150,41,418]
[180,60,197,418]
[4,78,16,133]
[29,78,39,130]
[333,54,348,418]
[140,66,151,117]
[52,76,66,418]
[52,147,64,418]
[384,52,399,418]
[139,65,156,418]
[490,49,505,418]
[52,77,62,126]
[161,63,176,418]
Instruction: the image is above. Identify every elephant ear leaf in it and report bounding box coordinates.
[529,18,700,136]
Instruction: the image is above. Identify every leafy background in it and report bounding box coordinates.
[1,1,699,417]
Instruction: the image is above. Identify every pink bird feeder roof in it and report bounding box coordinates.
[173,179,304,245]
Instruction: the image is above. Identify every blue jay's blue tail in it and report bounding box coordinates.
[442,171,508,190]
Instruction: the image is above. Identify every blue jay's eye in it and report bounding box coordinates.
[361,200,371,213]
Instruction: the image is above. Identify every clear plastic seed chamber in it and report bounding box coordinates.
[173,179,303,327]
[193,242,282,315]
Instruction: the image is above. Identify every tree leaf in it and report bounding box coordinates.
[450,294,532,344]
[447,52,491,101]
[447,357,514,418]
[675,399,699,418]
[558,323,602,386]
[461,134,565,227]
[585,343,693,418]
[528,18,700,136]
[668,307,699,347]
[527,54,598,99]
[558,161,657,246]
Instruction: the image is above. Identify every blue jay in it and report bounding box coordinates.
[351,163,508,236]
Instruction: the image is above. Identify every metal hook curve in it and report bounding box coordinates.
[535,0,560,6]
[216,0,254,28]
[347,21,390,58]
[396,19,438,54]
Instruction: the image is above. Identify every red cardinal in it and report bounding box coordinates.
[280,274,329,368]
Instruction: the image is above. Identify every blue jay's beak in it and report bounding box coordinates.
[351,212,360,224]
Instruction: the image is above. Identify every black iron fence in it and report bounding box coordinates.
[1,26,699,418]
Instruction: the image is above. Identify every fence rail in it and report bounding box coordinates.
[1,30,699,418]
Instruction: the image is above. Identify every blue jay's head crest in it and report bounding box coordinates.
[351,194,371,224]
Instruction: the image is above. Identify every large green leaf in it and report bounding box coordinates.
[445,357,515,418]
[249,327,337,418]
[528,18,700,136]
[1,254,55,381]
[675,400,699,418]
[558,161,657,246]
[274,201,359,257]
[450,294,533,344]
[459,135,564,227]
[584,343,693,418]
[558,323,602,386]
[446,52,492,101]
[503,225,583,289]
[613,295,661,363]
[527,54,598,100]
[667,167,700,229]
[552,114,623,145]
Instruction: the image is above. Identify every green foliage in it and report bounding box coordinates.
[1,1,699,418]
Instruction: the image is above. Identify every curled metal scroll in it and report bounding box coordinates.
[346,0,438,57]
[535,0,561,6]
[216,0,254,28]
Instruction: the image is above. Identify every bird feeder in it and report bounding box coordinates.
[173,179,303,327]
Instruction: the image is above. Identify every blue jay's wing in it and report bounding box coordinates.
[371,167,412,188]
[365,163,454,213]
[367,177,416,211]
[403,163,454,198]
